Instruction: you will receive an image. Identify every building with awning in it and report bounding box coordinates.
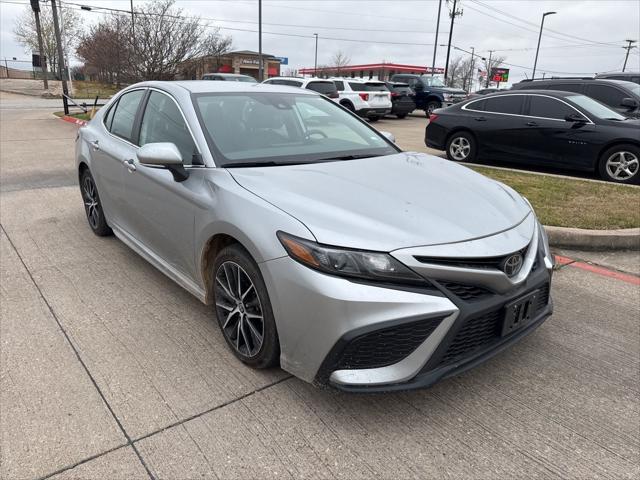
[178,50,281,80]
[299,63,444,81]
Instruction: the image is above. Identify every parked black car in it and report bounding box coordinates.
[390,74,467,115]
[595,72,640,85]
[384,82,416,118]
[425,90,640,184]
[511,78,640,118]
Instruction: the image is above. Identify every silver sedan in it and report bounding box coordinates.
[75,80,554,392]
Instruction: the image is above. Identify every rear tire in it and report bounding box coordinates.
[446,131,477,162]
[598,144,640,184]
[213,244,280,369]
[80,169,112,236]
[426,101,441,115]
[368,116,380,123]
[397,113,407,119]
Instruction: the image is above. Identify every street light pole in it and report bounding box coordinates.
[532,11,556,80]
[444,0,462,86]
[314,33,318,75]
[258,0,263,81]
[30,0,49,90]
[622,39,637,72]
[430,0,442,76]
[50,0,69,114]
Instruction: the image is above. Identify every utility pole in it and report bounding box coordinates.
[444,0,463,86]
[258,0,263,81]
[484,50,493,87]
[130,0,135,38]
[532,11,556,80]
[50,0,69,114]
[314,33,318,76]
[622,39,637,72]
[30,0,49,90]
[430,0,442,76]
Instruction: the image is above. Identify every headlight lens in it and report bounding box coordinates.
[443,93,453,101]
[277,231,427,286]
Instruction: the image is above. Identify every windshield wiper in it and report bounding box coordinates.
[313,153,385,162]
[222,161,285,168]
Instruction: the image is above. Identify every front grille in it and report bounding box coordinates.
[336,317,443,370]
[414,246,529,271]
[438,281,492,301]
[438,283,550,366]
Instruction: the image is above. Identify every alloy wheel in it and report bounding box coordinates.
[449,137,471,161]
[82,175,100,229]
[214,261,264,357]
[605,151,639,181]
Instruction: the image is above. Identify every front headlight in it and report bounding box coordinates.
[277,231,427,286]
[443,93,453,101]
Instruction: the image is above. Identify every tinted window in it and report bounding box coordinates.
[306,81,338,95]
[484,95,524,114]
[465,99,486,111]
[585,85,626,108]
[364,83,389,92]
[268,79,302,87]
[110,89,145,142]
[139,91,199,165]
[333,80,345,91]
[348,82,368,91]
[548,83,583,93]
[103,102,117,130]
[528,96,577,120]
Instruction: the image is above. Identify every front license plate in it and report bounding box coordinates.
[501,289,539,337]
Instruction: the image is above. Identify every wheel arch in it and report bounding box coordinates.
[445,127,478,148]
[78,161,89,180]
[595,139,640,170]
[339,99,355,110]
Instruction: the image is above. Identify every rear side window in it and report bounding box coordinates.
[391,85,412,95]
[139,91,200,166]
[528,96,576,120]
[465,99,486,111]
[484,95,524,115]
[333,80,345,91]
[109,89,145,142]
[269,79,302,87]
[103,102,117,130]
[585,85,626,108]
[348,82,367,91]
[306,81,337,95]
[364,83,389,92]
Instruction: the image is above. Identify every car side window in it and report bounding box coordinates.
[465,99,486,111]
[109,90,146,142]
[483,95,524,115]
[334,80,345,91]
[139,91,200,166]
[103,101,117,131]
[549,83,583,93]
[528,96,577,120]
[585,85,626,108]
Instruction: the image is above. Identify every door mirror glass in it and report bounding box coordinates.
[564,113,587,123]
[621,97,638,108]
[380,131,396,143]
[137,142,183,166]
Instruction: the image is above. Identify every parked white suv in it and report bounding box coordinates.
[329,78,392,121]
[262,77,339,100]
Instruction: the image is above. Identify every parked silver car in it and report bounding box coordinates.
[76,81,554,391]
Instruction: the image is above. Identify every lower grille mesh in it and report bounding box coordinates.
[336,317,443,370]
[439,281,492,301]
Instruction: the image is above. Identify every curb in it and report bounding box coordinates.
[59,115,88,126]
[545,225,640,251]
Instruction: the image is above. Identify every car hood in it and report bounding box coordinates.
[228,152,532,251]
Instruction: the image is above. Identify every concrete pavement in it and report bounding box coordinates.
[1,91,638,479]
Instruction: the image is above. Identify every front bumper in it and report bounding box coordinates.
[261,216,553,392]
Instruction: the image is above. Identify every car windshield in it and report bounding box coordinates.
[566,94,626,120]
[364,83,389,91]
[193,92,396,166]
[421,76,446,87]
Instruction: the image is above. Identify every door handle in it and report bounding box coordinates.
[90,139,100,150]
[526,121,538,127]
[123,158,137,172]
[474,116,487,122]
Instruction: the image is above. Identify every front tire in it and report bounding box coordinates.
[426,101,441,115]
[213,244,280,369]
[80,169,112,236]
[446,131,477,162]
[598,144,640,184]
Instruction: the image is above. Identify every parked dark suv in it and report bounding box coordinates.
[390,74,467,115]
[511,78,640,118]
[384,82,416,118]
[595,72,640,85]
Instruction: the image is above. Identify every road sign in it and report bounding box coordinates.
[274,57,288,65]
[491,67,510,82]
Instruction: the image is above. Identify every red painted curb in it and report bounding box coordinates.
[554,255,640,286]
[59,115,88,126]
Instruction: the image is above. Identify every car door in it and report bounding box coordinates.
[119,89,203,280]
[89,89,146,228]
[521,94,596,169]
[469,94,531,161]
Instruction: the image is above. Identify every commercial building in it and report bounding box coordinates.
[298,63,444,81]
[179,50,282,80]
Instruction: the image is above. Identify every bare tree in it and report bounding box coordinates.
[77,14,129,85]
[331,51,351,76]
[14,5,82,78]
[446,56,470,89]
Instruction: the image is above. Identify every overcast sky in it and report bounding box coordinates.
[1,0,639,85]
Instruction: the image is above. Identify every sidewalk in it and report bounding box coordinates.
[0,78,68,98]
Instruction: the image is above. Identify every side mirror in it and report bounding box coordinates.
[620,97,638,109]
[380,131,396,143]
[564,113,587,123]
[137,142,189,182]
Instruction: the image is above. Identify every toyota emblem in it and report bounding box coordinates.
[502,253,523,277]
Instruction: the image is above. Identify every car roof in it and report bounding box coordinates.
[482,89,579,98]
[204,73,251,77]
[125,80,319,95]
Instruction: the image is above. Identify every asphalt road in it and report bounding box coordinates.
[1,91,639,480]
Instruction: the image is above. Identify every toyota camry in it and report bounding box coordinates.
[76,81,553,392]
